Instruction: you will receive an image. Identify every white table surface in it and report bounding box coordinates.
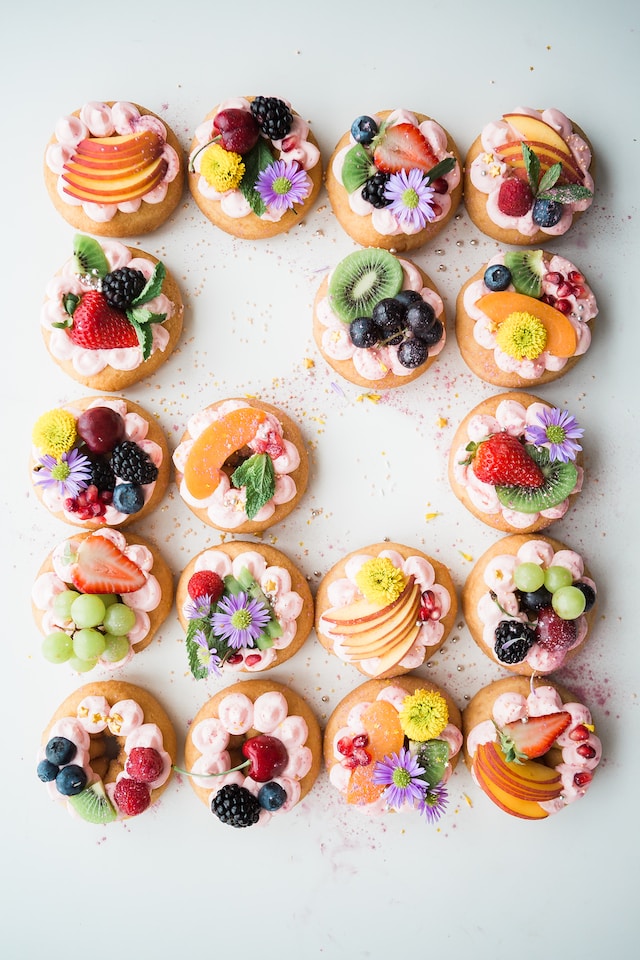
[2,1,638,956]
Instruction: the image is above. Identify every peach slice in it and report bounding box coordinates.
[324,577,415,633]
[75,131,162,160]
[476,291,577,357]
[61,156,168,204]
[473,741,562,818]
[502,113,573,160]
[497,141,582,184]
[183,407,268,500]
[346,699,405,805]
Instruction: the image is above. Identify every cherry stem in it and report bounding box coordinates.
[172,758,251,779]
[188,136,221,173]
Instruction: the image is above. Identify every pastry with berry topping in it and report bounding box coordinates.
[37,681,176,823]
[464,107,594,245]
[324,676,462,820]
[173,397,308,533]
[30,396,169,528]
[180,679,321,828]
[463,676,602,819]
[455,249,597,387]
[41,235,184,392]
[176,541,313,678]
[188,96,322,239]
[44,101,184,236]
[326,108,462,251]
[315,542,457,679]
[462,533,597,675]
[448,391,584,533]
[313,248,447,388]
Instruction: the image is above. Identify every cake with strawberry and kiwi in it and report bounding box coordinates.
[37,681,177,824]
[464,107,593,245]
[456,249,597,387]
[315,542,457,679]
[324,676,462,820]
[188,96,322,239]
[44,101,184,236]
[41,235,184,392]
[448,392,584,534]
[32,529,173,674]
[177,541,313,679]
[30,397,169,528]
[462,534,597,675]
[463,676,602,820]
[313,248,446,388]
[179,680,321,828]
[173,397,308,533]
[326,108,462,251]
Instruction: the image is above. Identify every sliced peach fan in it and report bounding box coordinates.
[346,700,404,805]
[183,407,268,500]
[476,290,578,357]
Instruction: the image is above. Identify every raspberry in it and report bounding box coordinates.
[125,747,164,784]
[113,777,151,816]
[497,178,534,216]
[187,570,224,602]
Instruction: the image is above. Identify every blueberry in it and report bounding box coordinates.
[350,115,378,145]
[575,581,596,613]
[372,298,406,344]
[532,198,563,227]
[258,781,287,811]
[406,301,436,339]
[45,736,76,766]
[419,318,443,347]
[394,289,423,308]
[349,316,381,349]
[517,585,553,612]
[55,764,87,797]
[483,264,512,292]
[37,759,59,782]
[112,482,145,515]
[397,338,429,369]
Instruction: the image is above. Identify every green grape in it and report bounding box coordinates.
[53,590,80,622]
[552,585,586,620]
[102,633,130,663]
[70,594,106,629]
[103,603,137,637]
[72,627,106,661]
[513,562,545,592]
[94,593,119,610]
[544,565,573,593]
[42,631,73,664]
[68,655,98,674]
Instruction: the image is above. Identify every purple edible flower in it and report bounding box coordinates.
[525,407,583,463]
[210,591,271,650]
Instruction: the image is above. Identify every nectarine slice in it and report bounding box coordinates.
[325,578,415,635]
[476,291,577,358]
[502,114,573,160]
[183,407,268,500]
[346,699,404,805]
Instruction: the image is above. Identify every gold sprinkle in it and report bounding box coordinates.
[459,551,474,562]
[303,357,315,369]
[464,793,473,807]
[425,512,440,522]
[437,416,448,428]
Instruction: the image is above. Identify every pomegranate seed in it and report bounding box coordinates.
[430,177,449,194]
[576,743,597,759]
[572,284,585,298]
[431,202,443,217]
[568,270,584,283]
[91,503,103,516]
[545,271,563,285]
[337,737,353,757]
[540,293,556,306]
[569,724,590,741]
[555,299,572,314]
[419,590,441,621]
[227,653,243,665]
[245,653,262,667]
[351,747,371,766]
[102,491,113,504]
[573,770,593,788]
[280,135,297,152]
[64,498,75,511]
[352,733,369,749]
[343,756,359,769]
[556,281,573,298]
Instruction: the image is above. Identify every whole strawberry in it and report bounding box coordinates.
[470,432,544,487]
[67,290,138,351]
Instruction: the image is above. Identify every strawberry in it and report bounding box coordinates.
[372,123,439,175]
[535,605,577,651]
[499,710,572,762]
[68,291,138,351]
[497,177,534,216]
[470,433,544,487]
[70,535,147,595]
[187,570,224,602]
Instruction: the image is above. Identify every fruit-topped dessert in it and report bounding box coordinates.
[44,101,184,236]
[187,96,322,239]
[180,680,321,828]
[30,397,169,528]
[326,108,462,251]
[315,542,457,679]
[448,391,584,533]
[313,248,447,388]
[462,534,597,675]
[463,677,602,819]
[324,676,462,820]
[464,107,594,245]
[173,398,308,533]
[41,235,184,392]
[455,249,597,387]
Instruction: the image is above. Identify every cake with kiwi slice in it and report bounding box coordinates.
[326,108,462,251]
[455,249,597,387]
[448,391,584,534]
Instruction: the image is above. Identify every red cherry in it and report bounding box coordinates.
[241,735,288,782]
[569,724,590,741]
[77,406,125,454]
[213,109,260,154]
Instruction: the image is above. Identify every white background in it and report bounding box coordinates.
[2,1,638,956]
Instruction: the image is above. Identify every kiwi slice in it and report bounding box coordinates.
[68,779,118,824]
[341,143,376,193]
[73,234,109,279]
[503,249,545,298]
[496,444,578,514]
[328,249,403,323]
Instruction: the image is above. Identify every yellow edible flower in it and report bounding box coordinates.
[355,557,406,604]
[399,689,449,742]
[31,408,77,457]
[200,143,245,192]
[495,311,548,360]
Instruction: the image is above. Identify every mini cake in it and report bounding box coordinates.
[37,681,177,823]
[44,100,184,236]
[177,541,313,678]
[448,392,584,534]
[456,249,597,387]
[32,528,173,673]
[315,542,457,679]
[30,396,169,528]
[462,534,597,675]
[463,676,602,819]
[188,96,322,239]
[313,248,446,388]
[41,234,184,392]
[182,679,321,828]
[173,397,308,533]
[464,107,593,245]
[324,676,462,821]
[326,108,462,251]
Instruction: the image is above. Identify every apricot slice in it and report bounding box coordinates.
[183,407,267,500]
[476,291,577,358]
[346,699,405,805]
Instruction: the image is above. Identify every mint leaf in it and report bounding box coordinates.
[416,740,450,786]
[127,306,167,326]
[522,143,540,195]
[538,184,593,203]
[126,316,153,361]
[425,157,456,183]
[537,163,562,194]
[231,453,276,520]
[185,620,213,680]
[131,262,166,306]
[239,139,274,217]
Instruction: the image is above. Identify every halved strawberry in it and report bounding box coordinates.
[67,290,138,351]
[70,535,147,595]
[372,123,439,175]
[499,711,572,762]
[468,433,544,487]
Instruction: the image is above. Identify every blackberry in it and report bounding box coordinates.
[361,172,392,208]
[250,97,292,141]
[494,620,536,664]
[88,457,116,493]
[102,268,147,311]
[211,783,261,828]
[110,441,158,485]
